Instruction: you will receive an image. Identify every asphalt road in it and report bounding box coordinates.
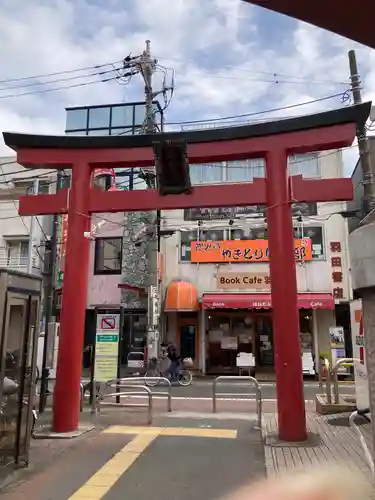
[146,379,355,401]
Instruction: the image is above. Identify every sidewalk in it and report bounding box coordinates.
[263,412,374,485]
[0,409,266,500]
[1,406,373,499]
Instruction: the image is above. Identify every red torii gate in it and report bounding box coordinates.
[3,102,370,441]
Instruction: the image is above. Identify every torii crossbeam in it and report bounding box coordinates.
[4,102,370,441]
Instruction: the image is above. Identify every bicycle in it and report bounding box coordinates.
[145,356,193,387]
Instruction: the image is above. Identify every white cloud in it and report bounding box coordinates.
[0,0,373,177]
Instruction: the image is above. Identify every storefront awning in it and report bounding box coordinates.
[202,293,334,310]
[164,280,199,312]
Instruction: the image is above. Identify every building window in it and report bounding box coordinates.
[111,105,134,128]
[13,180,34,194]
[180,229,224,262]
[226,159,265,182]
[94,237,123,274]
[180,230,197,262]
[289,153,320,178]
[294,225,324,259]
[189,159,265,185]
[189,154,320,186]
[88,106,110,129]
[5,240,29,269]
[38,181,50,194]
[66,109,88,131]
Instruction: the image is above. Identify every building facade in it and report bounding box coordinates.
[160,149,353,375]
[0,157,54,275]
[62,101,163,365]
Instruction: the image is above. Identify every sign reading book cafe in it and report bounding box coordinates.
[217,272,271,290]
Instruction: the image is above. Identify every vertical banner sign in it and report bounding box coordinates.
[94,313,120,382]
[350,299,369,410]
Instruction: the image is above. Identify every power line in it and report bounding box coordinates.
[0,75,123,100]
[166,91,350,125]
[0,68,118,93]
[0,60,122,85]
[155,55,349,86]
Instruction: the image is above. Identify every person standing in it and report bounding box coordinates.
[167,343,181,383]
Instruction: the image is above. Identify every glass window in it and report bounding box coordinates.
[88,107,110,129]
[13,180,34,194]
[66,109,88,131]
[134,104,146,126]
[230,228,251,240]
[251,227,268,240]
[94,237,123,274]
[38,181,50,194]
[289,153,320,178]
[131,315,148,348]
[111,105,134,128]
[294,226,324,259]
[226,159,265,182]
[200,229,224,241]
[180,230,197,261]
[190,163,225,185]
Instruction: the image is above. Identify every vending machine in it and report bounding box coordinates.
[350,299,369,410]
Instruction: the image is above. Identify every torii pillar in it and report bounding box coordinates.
[4,101,370,441]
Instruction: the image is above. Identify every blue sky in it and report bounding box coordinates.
[0,0,374,175]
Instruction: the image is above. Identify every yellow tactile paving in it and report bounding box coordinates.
[104,425,238,439]
[68,433,156,499]
[69,425,238,499]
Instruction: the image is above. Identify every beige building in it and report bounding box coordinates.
[159,150,352,376]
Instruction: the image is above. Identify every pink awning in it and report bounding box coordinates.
[202,293,334,310]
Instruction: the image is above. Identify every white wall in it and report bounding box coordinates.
[86,212,124,308]
[160,150,350,299]
[349,221,375,290]
[0,156,57,273]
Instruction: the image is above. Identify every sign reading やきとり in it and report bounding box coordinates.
[191,239,312,263]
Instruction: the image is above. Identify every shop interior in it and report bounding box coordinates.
[206,310,314,375]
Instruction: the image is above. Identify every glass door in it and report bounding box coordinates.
[0,293,38,468]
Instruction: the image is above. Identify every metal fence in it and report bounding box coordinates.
[94,382,153,424]
[349,409,374,474]
[212,376,262,428]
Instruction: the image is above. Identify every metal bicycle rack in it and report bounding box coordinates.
[323,357,357,404]
[112,377,172,412]
[94,382,153,425]
[41,377,86,412]
[349,409,374,474]
[212,376,262,428]
[323,358,332,403]
[332,358,358,404]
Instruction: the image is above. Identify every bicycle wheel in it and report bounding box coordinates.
[144,369,161,387]
[178,370,192,386]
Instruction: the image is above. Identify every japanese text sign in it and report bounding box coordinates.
[191,238,312,263]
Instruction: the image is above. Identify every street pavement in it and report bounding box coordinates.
[149,379,355,400]
[1,380,358,499]
[2,417,266,500]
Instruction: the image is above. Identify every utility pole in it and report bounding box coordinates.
[348,49,375,215]
[348,49,375,480]
[139,40,161,358]
[39,170,63,412]
[143,40,155,135]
